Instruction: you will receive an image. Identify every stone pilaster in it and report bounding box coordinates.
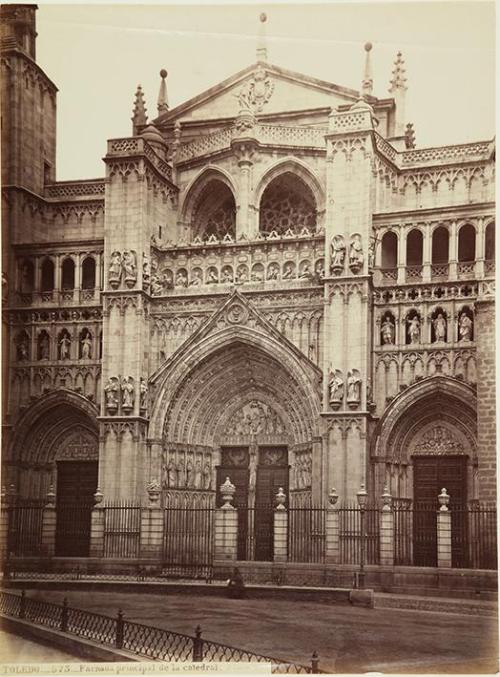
[214,478,238,561]
[325,509,339,564]
[437,489,452,568]
[140,506,164,560]
[273,488,288,562]
[379,487,394,566]
[89,491,105,558]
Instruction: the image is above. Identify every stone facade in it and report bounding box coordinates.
[1,7,495,521]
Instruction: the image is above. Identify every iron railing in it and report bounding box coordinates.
[338,505,380,565]
[0,591,323,672]
[6,502,45,557]
[288,508,326,563]
[163,507,215,578]
[103,503,141,558]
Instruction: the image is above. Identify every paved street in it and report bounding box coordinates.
[0,629,80,663]
[19,589,499,673]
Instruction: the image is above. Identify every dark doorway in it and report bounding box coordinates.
[55,461,98,556]
[254,447,289,561]
[216,447,249,560]
[413,455,467,567]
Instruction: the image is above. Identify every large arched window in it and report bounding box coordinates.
[432,226,449,263]
[19,259,35,293]
[61,258,75,290]
[406,229,423,265]
[485,222,495,261]
[259,172,317,236]
[81,257,96,289]
[191,179,236,240]
[458,224,476,262]
[40,258,55,292]
[381,231,398,268]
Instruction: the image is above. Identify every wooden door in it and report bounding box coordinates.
[216,447,249,560]
[55,461,98,557]
[254,447,289,562]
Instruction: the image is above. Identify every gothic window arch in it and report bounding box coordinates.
[81,256,96,289]
[258,172,317,236]
[61,257,75,290]
[406,228,423,266]
[381,231,398,268]
[458,223,476,262]
[432,225,449,263]
[485,221,495,261]
[40,257,55,292]
[190,178,236,240]
[19,258,35,292]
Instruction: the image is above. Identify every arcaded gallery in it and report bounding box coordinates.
[1,5,496,589]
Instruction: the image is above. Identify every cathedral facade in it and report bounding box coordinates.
[1,6,496,571]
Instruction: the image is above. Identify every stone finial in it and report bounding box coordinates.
[256,12,268,62]
[389,51,407,92]
[220,476,236,508]
[93,488,104,505]
[438,487,450,512]
[328,487,339,507]
[45,484,56,508]
[131,85,148,135]
[381,484,392,512]
[405,122,416,149]
[157,69,169,114]
[361,42,373,98]
[147,478,161,504]
[275,487,286,510]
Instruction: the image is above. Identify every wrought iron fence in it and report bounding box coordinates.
[393,499,413,566]
[338,505,380,565]
[236,506,276,562]
[163,507,215,578]
[6,502,45,557]
[103,503,141,558]
[288,508,326,563]
[454,504,497,570]
[0,591,322,672]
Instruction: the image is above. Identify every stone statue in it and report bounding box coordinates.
[104,377,119,410]
[267,263,279,280]
[349,234,364,272]
[236,266,248,283]
[151,273,163,295]
[175,270,188,287]
[330,235,346,273]
[59,334,71,360]
[109,251,122,286]
[194,461,202,489]
[221,267,233,283]
[121,376,135,409]
[185,459,194,487]
[299,262,311,279]
[347,369,362,404]
[408,316,421,345]
[202,462,211,490]
[142,253,150,289]
[167,457,177,488]
[122,250,137,286]
[381,316,395,345]
[81,331,92,359]
[189,270,202,286]
[282,262,295,279]
[39,334,50,360]
[139,377,148,410]
[329,369,344,405]
[368,238,376,269]
[459,312,473,342]
[433,313,447,343]
[251,267,264,282]
[17,337,29,361]
[207,268,219,284]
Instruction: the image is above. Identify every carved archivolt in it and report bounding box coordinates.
[223,401,285,436]
[411,424,465,456]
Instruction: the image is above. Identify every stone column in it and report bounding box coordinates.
[325,488,339,564]
[232,135,257,239]
[437,488,452,568]
[449,220,458,279]
[140,481,163,560]
[89,488,105,558]
[214,478,238,561]
[273,488,288,563]
[397,227,407,285]
[422,224,432,282]
[379,486,394,566]
[476,217,485,278]
[41,485,57,557]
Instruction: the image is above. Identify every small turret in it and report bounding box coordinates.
[131,85,148,136]
[361,42,373,98]
[256,12,268,62]
[389,51,408,137]
[157,69,169,114]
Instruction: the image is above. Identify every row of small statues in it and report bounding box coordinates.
[328,368,362,409]
[380,311,473,345]
[330,233,364,274]
[17,330,94,361]
[163,458,212,490]
[108,250,137,288]
[293,456,312,489]
[104,376,148,411]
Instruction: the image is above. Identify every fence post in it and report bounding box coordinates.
[325,488,339,564]
[60,597,68,632]
[214,478,238,561]
[19,590,26,619]
[193,625,203,662]
[89,489,105,558]
[437,488,452,568]
[379,486,394,566]
[273,488,288,563]
[0,488,11,564]
[140,480,163,561]
[311,651,319,674]
[115,609,124,649]
[41,485,57,557]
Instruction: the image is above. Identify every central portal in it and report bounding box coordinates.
[217,445,289,561]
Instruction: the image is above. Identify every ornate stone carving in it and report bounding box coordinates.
[328,369,344,409]
[80,330,92,359]
[236,65,274,113]
[224,400,285,436]
[122,250,137,288]
[458,312,473,342]
[349,233,364,273]
[346,369,361,408]
[330,235,346,275]
[381,314,395,345]
[121,376,135,411]
[225,300,249,325]
[433,313,447,343]
[104,376,120,412]
[58,331,71,360]
[108,251,122,288]
[139,377,148,412]
[293,448,312,489]
[142,253,150,291]
[161,448,212,491]
[408,315,421,345]
[412,425,465,455]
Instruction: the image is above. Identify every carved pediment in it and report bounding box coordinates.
[224,400,285,436]
[411,424,465,456]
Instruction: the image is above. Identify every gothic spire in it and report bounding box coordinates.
[256,12,268,62]
[389,51,407,92]
[157,69,169,114]
[361,42,373,98]
[131,85,147,135]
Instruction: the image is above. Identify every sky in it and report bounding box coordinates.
[33,1,495,181]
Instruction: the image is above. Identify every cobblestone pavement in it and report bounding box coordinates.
[16,589,499,673]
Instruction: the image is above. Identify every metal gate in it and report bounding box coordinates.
[163,507,215,579]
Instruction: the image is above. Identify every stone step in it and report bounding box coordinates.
[375,592,498,617]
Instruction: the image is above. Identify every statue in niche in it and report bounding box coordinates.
[194,461,202,489]
[408,316,421,345]
[282,262,295,279]
[17,337,29,361]
[139,377,148,411]
[121,376,135,410]
[330,235,346,274]
[381,316,395,345]
[267,263,279,280]
[433,313,447,343]
[207,268,219,284]
[59,333,71,360]
[459,312,473,342]
[236,266,248,283]
[202,462,211,490]
[177,459,185,487]
[142,253,150,290]
[221,268,233,283]
[368,238,376,269]
[189,270,202,286]
[166,457,177,488]
[39,334,50,360]
[185,459,194,487]
[151,273,163,295]
[347,369,362,407]
[251,267,264,282]
[81,331,92,359]
[349,234,364,273]
[122,250,137,287]
[108,251,122,287]
[104,377,120,411]
[175,270,188,287]
[329,369,344,408]
[299,262,311,279]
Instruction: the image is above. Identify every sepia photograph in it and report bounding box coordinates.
[0,0,497,673]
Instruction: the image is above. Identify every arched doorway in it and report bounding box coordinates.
[9,392,99,557]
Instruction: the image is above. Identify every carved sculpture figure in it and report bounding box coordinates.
[81,331,92,359]
[329,369,344,407]
[109,251,122,286]
[202,462,211,490]
[282,262,295,279]
[459,312,473,342]
[122,250,137,287]
[251,267,264,282]
[167,458,177,487]
[267,263,279,280]
[347,369,362,406]
[17,338,29,361]
[185,459,194,487]
[189,270,203,286]
[59,334,71,360]
[39,334,50,360]
[221,267,233,283]
[175,270,188,287]
[151,273,163,295]
[142,253,150,289]
[330,235,346,273]
[194,461,202,489]
[381,316,395,345]
[433,313,447,342]
[207,268,219,284]
[349,234,364,272]
[408,316,421,345]
[368,238,376,269]
[104,377,119,410]
[121,376,135,409]
[139,377,148,410]
[236,266,248,283]
[299,262,311,279]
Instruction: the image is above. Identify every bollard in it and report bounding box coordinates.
[61,597,68,632]
[19,590,26,619]
[115,609,124,649]
[311,651,319,674]
[193,625,203,662]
